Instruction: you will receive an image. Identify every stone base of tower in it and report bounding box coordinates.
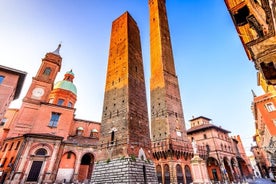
[190,154,211,184]
[91,157,158,184]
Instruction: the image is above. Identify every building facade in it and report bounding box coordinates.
[0,65,26,124]
[251,77,276,178]
[224,0,276,179]
[187,116,253,183]
[224,0,276,85]
[0,46,101,184]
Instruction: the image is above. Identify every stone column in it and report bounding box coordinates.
[190,154,211,184]
[72,152,81,182]
[44,142,60,182]
[10,140,32,184]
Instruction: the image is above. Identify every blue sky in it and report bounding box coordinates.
[0,0,263,155]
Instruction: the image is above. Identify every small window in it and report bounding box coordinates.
[204,134,207,139]
[15,141,20,150]
[57,99,64,106]
[49,112,61,127]
[1,158,7,168]
[43,67,51,76]
[0,118,7,126]
[265,102,275,112]
[8,142,14,151]
[9,157,14,165]
[2,143,8,152]
[111,131,115,144]
[36,148,47,156]
[68,102,73,108]
[0,76,4,84]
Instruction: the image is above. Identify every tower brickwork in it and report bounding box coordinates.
[149,0,187,142]
[149,0,204,183]
[91,12,157,183]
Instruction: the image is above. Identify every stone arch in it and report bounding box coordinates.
[176,164,184,184]
[231,157,240,181]
[184,165,193,184]
[29,144,52,156]
[156,164,162,184]
[223,157,234,182]
[26,147,49,182]
[56,151,77,183]
[78,153,95,182]
[206,157,221,182]
[164,164,170,184]
[236,156,251,179]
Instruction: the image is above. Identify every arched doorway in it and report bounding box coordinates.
[237,157,250,179]
[78,153,94,182]
[164,164,170,184]
[231,157,239,181]
[56,151,76,182]
[206,157,221,182]
[26,148,47,182]
[223,157,234,182]
[184,165,193,184]
[156,165,162,184]
[176,164,184,184]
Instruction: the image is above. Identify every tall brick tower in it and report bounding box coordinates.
[91,12,157,183]
[149,0,201,183]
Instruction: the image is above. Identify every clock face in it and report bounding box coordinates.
[32,87,45,98]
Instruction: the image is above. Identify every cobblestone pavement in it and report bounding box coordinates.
[247,178,275,184]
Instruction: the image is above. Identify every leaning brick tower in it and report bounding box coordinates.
[91,12,157,183]
[149,0,204,183]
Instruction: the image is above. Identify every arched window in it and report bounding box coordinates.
[176,164,184,184]
[43,67,51,76]
[185,165,193,184]
[156,165,162,184]
[164,164,170,184]
[35,148,47,156]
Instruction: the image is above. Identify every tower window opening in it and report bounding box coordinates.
[43,67,51,76]
[111,131,115,144]
[143,165,147,183]
[68,102,73,108]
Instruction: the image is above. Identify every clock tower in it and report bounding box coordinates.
[23,44,62,104]
[7,45,63,138]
